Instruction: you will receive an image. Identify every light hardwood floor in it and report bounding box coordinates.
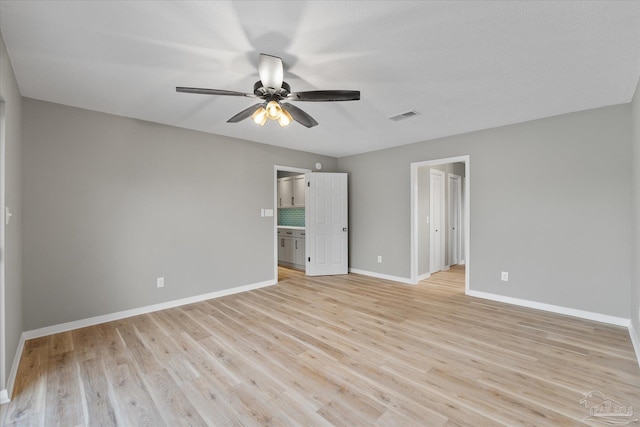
[3,266,639,426]
[278,266,305,282]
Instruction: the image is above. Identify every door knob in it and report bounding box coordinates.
[343,227,348,232]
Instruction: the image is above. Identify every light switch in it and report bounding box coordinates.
[265,209,274,217]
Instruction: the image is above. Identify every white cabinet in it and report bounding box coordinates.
[294,230,306,265]
[277,177,293,208]
[277,229,295,264]
[293,175,306,207]
[278,175,305,208]
[278,228,305,269]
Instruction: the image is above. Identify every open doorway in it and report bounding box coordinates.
[410,156,470,293]
[274,165,310,283]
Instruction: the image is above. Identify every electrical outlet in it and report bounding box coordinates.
[157,277,165,288]
[377,255,382,263]
[501,272,509,282]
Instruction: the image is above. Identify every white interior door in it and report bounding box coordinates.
[460,177,466,264]
[448,173,461,266]
[306,173,348,276]
[430,169,445,273]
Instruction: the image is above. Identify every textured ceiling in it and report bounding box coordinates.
[1,1,639,157]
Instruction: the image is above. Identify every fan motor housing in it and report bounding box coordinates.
[254,81,290,98]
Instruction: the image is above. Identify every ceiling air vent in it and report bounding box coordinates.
[388,110,420,122]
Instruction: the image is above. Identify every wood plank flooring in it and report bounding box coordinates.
[278,266,305,282]
[3,266,639,426]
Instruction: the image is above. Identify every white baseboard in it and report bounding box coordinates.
[349,268,415,285]
[24,279,277,340]
[630,322,640,368]
[0,389,8,405]
[4,332,25,402]
[417,272,431,282]
[459,259,466,265]
[467,290,630,327]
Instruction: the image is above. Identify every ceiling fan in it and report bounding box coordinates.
[176,54,360,128]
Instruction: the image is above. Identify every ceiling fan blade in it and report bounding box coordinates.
[176,87,255,97]
[258,53,283,90]
[281,103,318,128]
[288,90,360,102]
[227,103,265,123]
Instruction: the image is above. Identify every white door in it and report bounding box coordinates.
[430,169,445,273]
[306,173,348,276]
[448,174,461,266]
[460,177,466,264]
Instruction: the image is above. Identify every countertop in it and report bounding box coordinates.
[277,226,306,230]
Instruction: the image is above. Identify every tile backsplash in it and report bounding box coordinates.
[278,208,305,227]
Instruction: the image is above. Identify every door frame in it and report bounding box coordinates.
[274,165,311,282]
[0,103,5,402]
[410,155,470,294]
[448,173,462,266]
[429,169,445,274]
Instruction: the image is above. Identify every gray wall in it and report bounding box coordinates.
[22,99,336,330]
[632,78,640,345]
[417,162,466,276]
[15,73,640,350]
[0,31,23,394]
[338,105,632,318]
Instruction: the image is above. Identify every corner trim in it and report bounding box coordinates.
[629,322,640,368]
[24,279,276,340]
[1,332,25,403]
[349,268,415,285]
[467,290,630,327]
[417,272,431,282]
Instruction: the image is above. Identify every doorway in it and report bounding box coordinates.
[410,156,470,293]
[274,165,310,282]
[273,167,349,282]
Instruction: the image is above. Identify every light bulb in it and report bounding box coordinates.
[252,107,267,126]
[266,100,282,120]
[278,108,293,127]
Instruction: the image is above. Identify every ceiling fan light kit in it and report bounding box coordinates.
[251,106,268,126]
[266,100,282,120]
[177,53,360,128]
[278,108,293,127]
